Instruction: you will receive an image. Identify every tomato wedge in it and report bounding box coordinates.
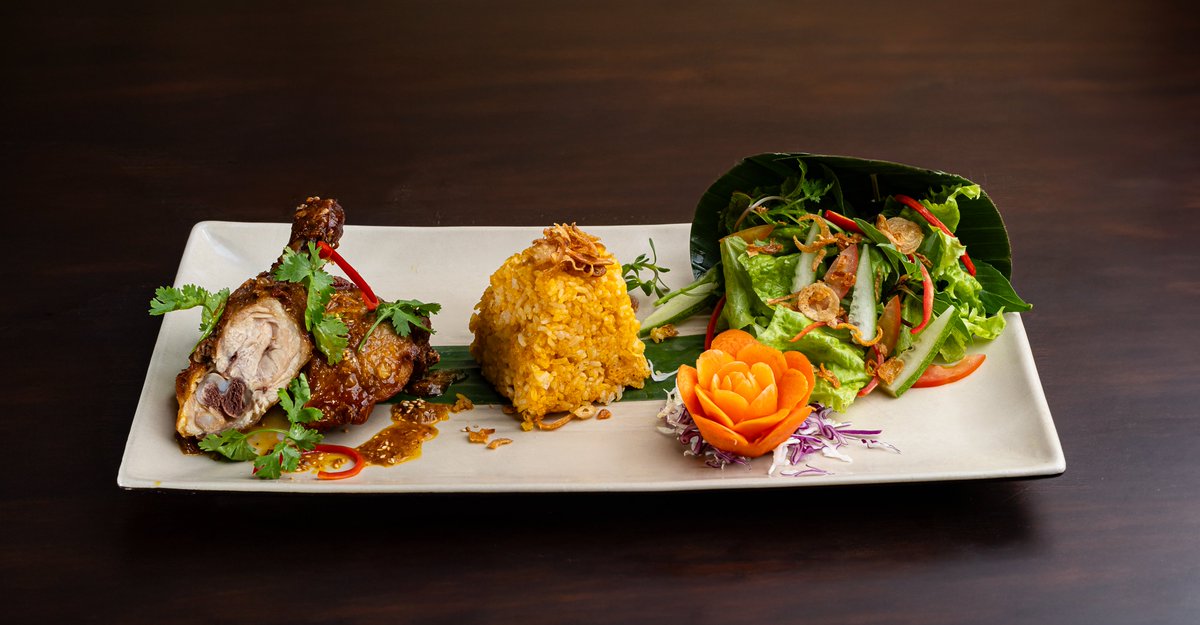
[912,354,986,388]
[877,295,902,357]
[722,224,776,244]
[823,244,859,298]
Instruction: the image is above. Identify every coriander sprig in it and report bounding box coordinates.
[622,239,671,298]
[358,299,441,351]
[274,242,350,364]
[197,374,325,480]
[149,284,231,349]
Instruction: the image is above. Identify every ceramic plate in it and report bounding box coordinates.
[118,222,1064,492]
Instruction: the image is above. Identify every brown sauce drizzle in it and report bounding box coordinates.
[355,400,451,467]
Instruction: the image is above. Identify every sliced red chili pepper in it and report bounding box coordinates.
[822,210,863,234]
[307,444,365,480]
[316,241,380,310]
[911,261,933,334]
[857,377,879,397]
[705,295,726,350]
[893,194,976,276]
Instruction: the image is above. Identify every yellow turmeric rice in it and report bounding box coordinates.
[469,224,649,421]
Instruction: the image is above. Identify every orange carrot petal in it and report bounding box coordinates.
[736,343,788,382]
[710,328,758,356]
[740,404,813,457]
[694,386,737,429]
[690,413,752,455]
[731,405,790,440]
[676,365,705,421]
[697,350,734,387]
[784,350,816,398]
[777,369,812,411]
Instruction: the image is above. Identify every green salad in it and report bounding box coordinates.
[648,153,1031,412]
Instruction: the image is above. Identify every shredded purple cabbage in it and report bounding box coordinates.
[657,392,900,477]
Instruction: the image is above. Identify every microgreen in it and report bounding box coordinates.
[622,239,671,298]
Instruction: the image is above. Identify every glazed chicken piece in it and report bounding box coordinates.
[175,196,439,438]
[175,197,345,438]
[303,281,440,430]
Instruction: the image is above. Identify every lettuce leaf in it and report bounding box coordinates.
[757,307,870,412]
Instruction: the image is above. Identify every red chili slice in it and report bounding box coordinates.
[309,444,365,480]
[893,194,977,276]
[822,210,863,234]
[705,295,726,350]
[912,261,933,334]
[317,241,380,310]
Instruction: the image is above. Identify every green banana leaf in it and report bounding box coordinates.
[387,336,705,406]
[691,153,1015,279]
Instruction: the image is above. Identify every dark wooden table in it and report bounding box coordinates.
[5,1,1197,623]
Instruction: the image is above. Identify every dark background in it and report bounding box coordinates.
[3,1,1197,623]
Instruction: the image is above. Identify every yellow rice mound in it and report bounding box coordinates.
[469,225,649,421]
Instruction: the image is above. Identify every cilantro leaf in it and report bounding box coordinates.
[278,374,325,424]
[253,444,286,479]
[358,299,441,351]
[273,243,349,364]
[288,423,323,450]
[313,315,349,363]
[197,429,258,462]
[149,284,231,348]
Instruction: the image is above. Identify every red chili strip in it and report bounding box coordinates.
[912,262,933,334]
[822,210,863,234]
[893,194,977,276]
[857,377,879,397]
[704,295,726,350]
[317,241,380,310]
[309,444,365,480]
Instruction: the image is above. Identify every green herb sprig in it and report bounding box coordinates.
[197,374,325,479]
[149,284,231,350]
[358,299,441,351]
[274,242,350,364]
[622,239,671,298]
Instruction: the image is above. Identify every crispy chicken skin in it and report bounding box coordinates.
[303,280,440,430]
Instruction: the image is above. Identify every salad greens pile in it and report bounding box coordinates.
[661,153,1031,412]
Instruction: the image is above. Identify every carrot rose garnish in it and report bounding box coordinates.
[676,329,816,458]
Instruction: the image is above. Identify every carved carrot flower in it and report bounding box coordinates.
[676,329,815,457]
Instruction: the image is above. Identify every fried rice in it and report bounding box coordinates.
[469,224,649,423]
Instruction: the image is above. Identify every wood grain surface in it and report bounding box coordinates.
[3,1,1197,623]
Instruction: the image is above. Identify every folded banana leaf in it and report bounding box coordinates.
[690,153,1015,279]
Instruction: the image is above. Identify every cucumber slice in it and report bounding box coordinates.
[652,264,718,307]
[847,244,875,341]
[879,306,959,397]
[638,283,717,336]
[790,221,822,292]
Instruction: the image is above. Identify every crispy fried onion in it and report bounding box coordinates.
[827,321,883,347]
[795,282,841,322]
[816,363,841,389]
[746,241,784,256]
[486,438,513,450]
[876,357,905,385]
[531,223,614,277]
[529,404,607,431]
[790,214,863,272]
[876,215,924,255]
[649,324,678,343]
[462,426,495,444]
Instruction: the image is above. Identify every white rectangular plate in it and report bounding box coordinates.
[119,222,1064,492]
